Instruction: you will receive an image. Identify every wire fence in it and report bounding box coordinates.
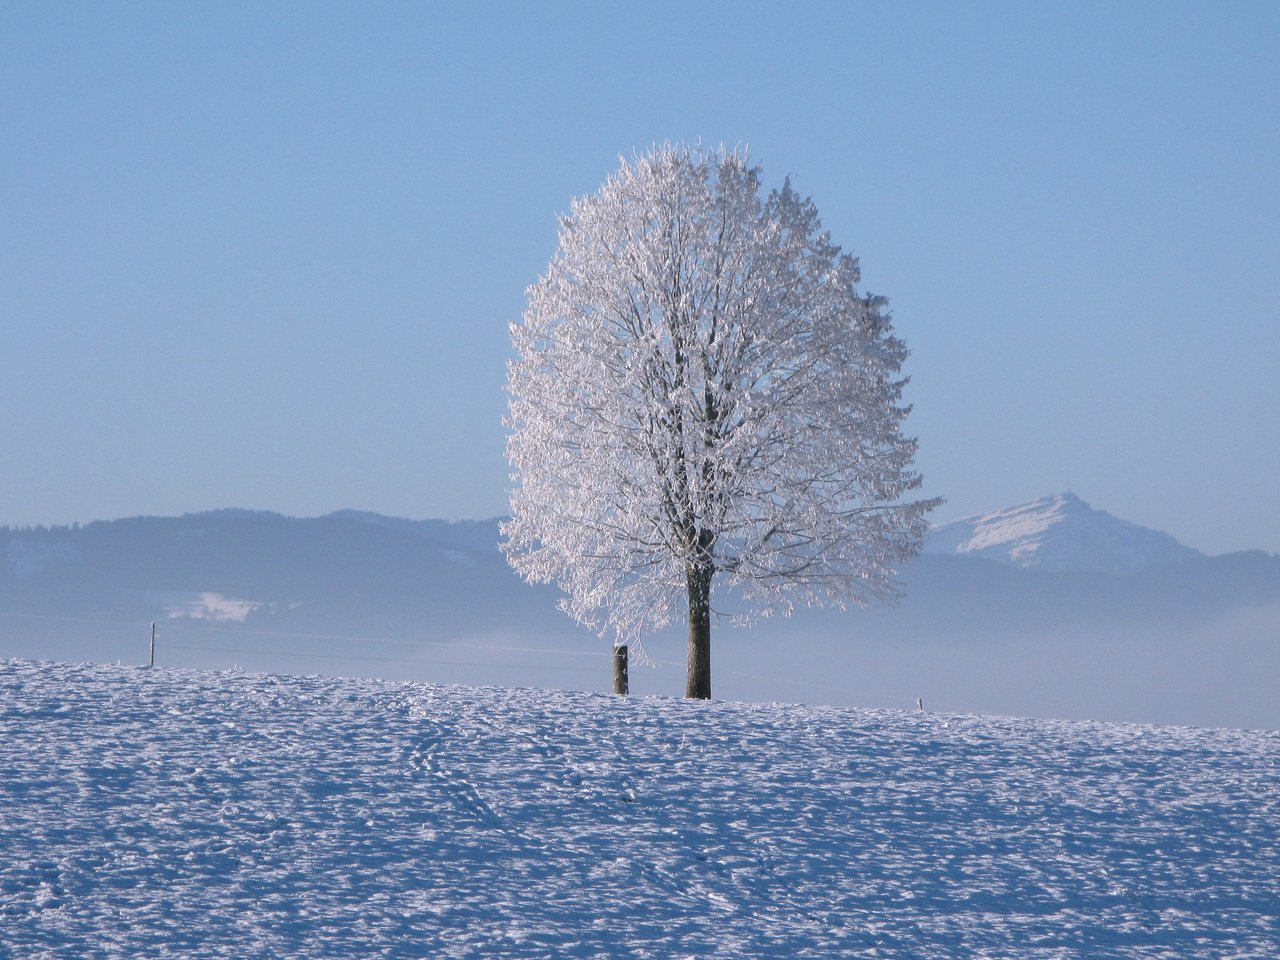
[0,609,966,712]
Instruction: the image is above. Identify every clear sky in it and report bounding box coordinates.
[3,1,1277,555]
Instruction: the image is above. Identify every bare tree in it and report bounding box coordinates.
[504,144,937,699]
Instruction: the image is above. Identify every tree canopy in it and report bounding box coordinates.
[504,144,937,697]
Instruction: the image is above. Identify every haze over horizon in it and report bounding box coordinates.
[5,495,1278,729]
[3,2,1277,554]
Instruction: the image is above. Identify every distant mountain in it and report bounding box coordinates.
[925,492,1205,574]
[2,502,1277,729]
[0,510,531,636]
[324,511,503,554]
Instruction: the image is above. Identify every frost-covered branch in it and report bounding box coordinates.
[503,144,938,674]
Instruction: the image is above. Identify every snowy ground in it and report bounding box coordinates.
[2,659,1277,959]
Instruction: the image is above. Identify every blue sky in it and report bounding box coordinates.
[2,1,1277,554]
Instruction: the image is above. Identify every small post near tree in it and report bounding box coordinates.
[503,144,937,699]
[613,644,629,696]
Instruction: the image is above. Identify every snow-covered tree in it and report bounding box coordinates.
[504,144,937,699]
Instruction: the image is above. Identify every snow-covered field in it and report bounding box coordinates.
[2,659,1277,959]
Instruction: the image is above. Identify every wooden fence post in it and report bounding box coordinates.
[149,622,156,668]
[613,644,629,695]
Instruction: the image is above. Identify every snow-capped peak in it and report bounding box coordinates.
[924,492,1205,574]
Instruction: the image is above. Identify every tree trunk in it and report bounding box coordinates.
[685,564,712,699]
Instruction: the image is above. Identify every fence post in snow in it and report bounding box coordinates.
[613,644,629,696]
[917,697,924,712]
[149,622,156,668]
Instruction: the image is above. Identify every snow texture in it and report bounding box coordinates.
[2,658,1277,958]
[925,493,1206,574]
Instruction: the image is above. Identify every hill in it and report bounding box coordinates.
[2,659,1276,958]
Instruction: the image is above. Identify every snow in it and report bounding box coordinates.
[3,659,1277,958]
[147,591,268,623]
[925,493,1205,573]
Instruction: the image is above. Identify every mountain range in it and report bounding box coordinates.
[924,491,1206,573]
[2,495,1276,730]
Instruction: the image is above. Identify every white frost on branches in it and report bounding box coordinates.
[504,144,937,644]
